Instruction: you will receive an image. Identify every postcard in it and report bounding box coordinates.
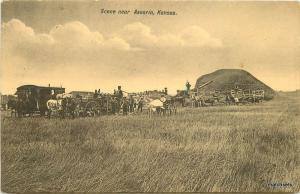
[1,0,299,193]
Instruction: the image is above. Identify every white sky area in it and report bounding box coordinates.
[1,1,300,94]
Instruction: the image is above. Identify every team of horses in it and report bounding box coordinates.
[145,97,177,116]
[7,94,178,118]
[7,97,39,117]
[46,95,177,118]
[7,91,263,119]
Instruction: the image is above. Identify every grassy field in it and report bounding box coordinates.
[1,92,300,192]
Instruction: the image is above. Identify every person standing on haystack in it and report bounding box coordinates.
[186,81,191,96]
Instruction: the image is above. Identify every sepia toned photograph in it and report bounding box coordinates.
[1,0,299,193]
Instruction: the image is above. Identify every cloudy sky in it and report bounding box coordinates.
[1,1,300,94]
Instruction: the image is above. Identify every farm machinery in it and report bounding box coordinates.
[8,81,267,118]
[175,80,266,107]
[195,88,265,106]
[75,94,118,117]
[174,80,215,107]
[9,84,120,118]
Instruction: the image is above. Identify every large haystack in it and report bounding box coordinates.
[195,69,275,99]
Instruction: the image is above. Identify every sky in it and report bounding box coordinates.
[1,0,300,94]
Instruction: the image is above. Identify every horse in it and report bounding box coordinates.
[147,98,177,117]
[194,96,204,107]
[165,98,177,115]
[147,99,165,116]
[67,98,77,118]
[46,99,63,118]
[191,96,203,108]
[8,97,37,117]
[225,95,240,105]
[7,98,19,117]
[47,97,78,119]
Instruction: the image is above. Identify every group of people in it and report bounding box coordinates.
[93,89,102,99]
[93,86,144,115]
[114,86,144,115]
[118,95,144,115]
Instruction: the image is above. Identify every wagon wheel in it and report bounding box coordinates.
[85,101,101,116]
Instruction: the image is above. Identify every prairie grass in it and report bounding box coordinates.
[1,92,300,192]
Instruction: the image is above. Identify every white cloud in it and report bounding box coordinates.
[35,34,55,45]
[2,19,222,55]
[2,19,35,49]
[102,37,130,50]
[2,19,34,40]
[120,22,158,48]
[118,22,222,49]
[1,19,224,93]
[49,21,104,48]
[157,34,184,47]
[2,19,130,51]
[180,26,222,48]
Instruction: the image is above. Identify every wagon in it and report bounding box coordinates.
[74,94,117,117]
[13,85,65,117]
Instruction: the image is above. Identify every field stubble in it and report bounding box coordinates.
[1,93,300,192]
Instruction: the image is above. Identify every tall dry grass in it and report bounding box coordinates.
[1,92,299,192]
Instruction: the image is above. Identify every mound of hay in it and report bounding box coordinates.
[195,69,275,100]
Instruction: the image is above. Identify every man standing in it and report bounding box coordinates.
[111,97,117,115]
[122,97,128,115]
[129,95,134,113]
[61,97,67,119]
[93,90,98,99]
[137,97,144,113]
[186,81,191,96]
[117,86,123,99]
[97,89,101,98]
[69,98,77,119]
[116,86,123,113]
